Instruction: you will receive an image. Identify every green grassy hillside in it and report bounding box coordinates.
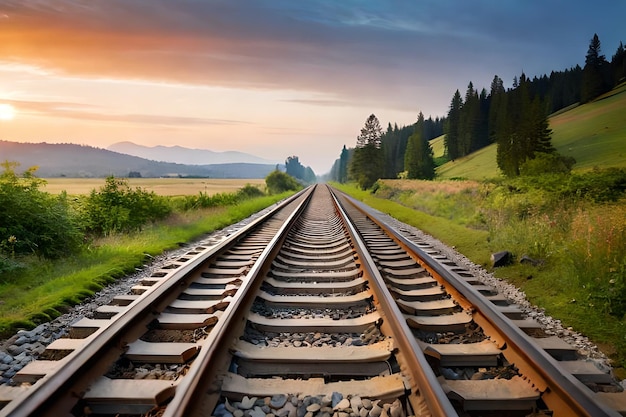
[430,134,445,158]
[435,83,626,180]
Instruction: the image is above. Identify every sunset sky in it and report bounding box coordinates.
[0,1,623,174]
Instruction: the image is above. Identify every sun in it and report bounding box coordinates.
[0,103,15,121]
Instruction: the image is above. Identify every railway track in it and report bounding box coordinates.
[1,184,625,417]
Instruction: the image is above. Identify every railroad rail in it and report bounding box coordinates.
[0,184,625,417]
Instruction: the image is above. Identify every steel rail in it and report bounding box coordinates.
[162,185,316,417]
[329,186,459,417]
[0,188,310,417]
[336,188,620,417]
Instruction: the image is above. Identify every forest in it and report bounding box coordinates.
[328,33,626,188]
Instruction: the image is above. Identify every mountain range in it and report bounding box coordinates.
[0,140,279,178]
[107,141,278,165]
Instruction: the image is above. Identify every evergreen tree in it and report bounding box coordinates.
[338,145,349,183]
[488,75,506,142]
[356,114,383,148]
[285,155,305,180]
[582,33,609,102]
[404,112,435,179]
[460,81,479,155]
[612,41,626,85]
[444,90,463,160]
[496,74,555,176]
[381,123,398,178]
[475,88,490,150]
[350,114,384,189]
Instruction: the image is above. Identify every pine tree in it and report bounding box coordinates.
[338,145,349,183]
[496,74,555,176]
[488,75,506,143]
[382,123,398,178]
[350,114,384,189]
[612,41,626,85]
[356,114,382,148]
[445,90,463,160]
[404,112,435,179]
[582,33,609,102]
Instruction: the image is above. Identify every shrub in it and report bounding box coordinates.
[566,168,626,202]
[0,162,82,259]
[519,152,575,176]
[80,176,172,235]
[237,184,265,199]
[265,170,301,194]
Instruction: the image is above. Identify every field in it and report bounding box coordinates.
[41,178,266,196]
[435,82,626,180]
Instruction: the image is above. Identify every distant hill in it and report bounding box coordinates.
[108,141,278,165]
[0,141,278,178]
[435,83,626,180]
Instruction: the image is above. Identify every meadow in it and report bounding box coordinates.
[42,178,266,196]
[336,178,626,378]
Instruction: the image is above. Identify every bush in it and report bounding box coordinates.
[0,162,82,259]
[265,170,301,194]
[237,184,265,199]
[170,185,264,212]
[80,176,172,235]
[519,152,575,176]
[566,168,626,202]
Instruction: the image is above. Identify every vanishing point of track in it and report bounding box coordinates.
[1,184,625,417]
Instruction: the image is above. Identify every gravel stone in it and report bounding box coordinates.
[270,394,288,409]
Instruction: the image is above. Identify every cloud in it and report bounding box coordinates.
[0,0,624,118]
[6,98,251,127]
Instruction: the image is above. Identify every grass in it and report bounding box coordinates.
[334,180,626,378]
[0,193,291,336]
[41,178,266,196]
[549,83,626,172]
[333,182,491,268]
[436,83,626,180]
[429,135,446,159]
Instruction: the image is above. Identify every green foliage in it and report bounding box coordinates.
[437,83,626,180]
[500,168,626,203]
[80,176,172,235]
[350,114,385,189]
[285,156,317,184]
[495,75,555,177]
[237,184,265,199]
[519,152,576,176]
[265,170,301,194]
[582,33,611,103]
[568,204,626,317]
[337,175,626,368]
[350,144,384,189]
[445,90,462,160]
[0,192,288,337]
[0,161,82,259]
[404,113,436,180]
[567,168,626,202]
[176,184,265,211]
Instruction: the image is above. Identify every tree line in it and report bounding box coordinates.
[329,114,443,188]
[284,156,316,184]
[328,33,626,187]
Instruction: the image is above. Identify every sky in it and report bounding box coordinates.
[0,1,623,174]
